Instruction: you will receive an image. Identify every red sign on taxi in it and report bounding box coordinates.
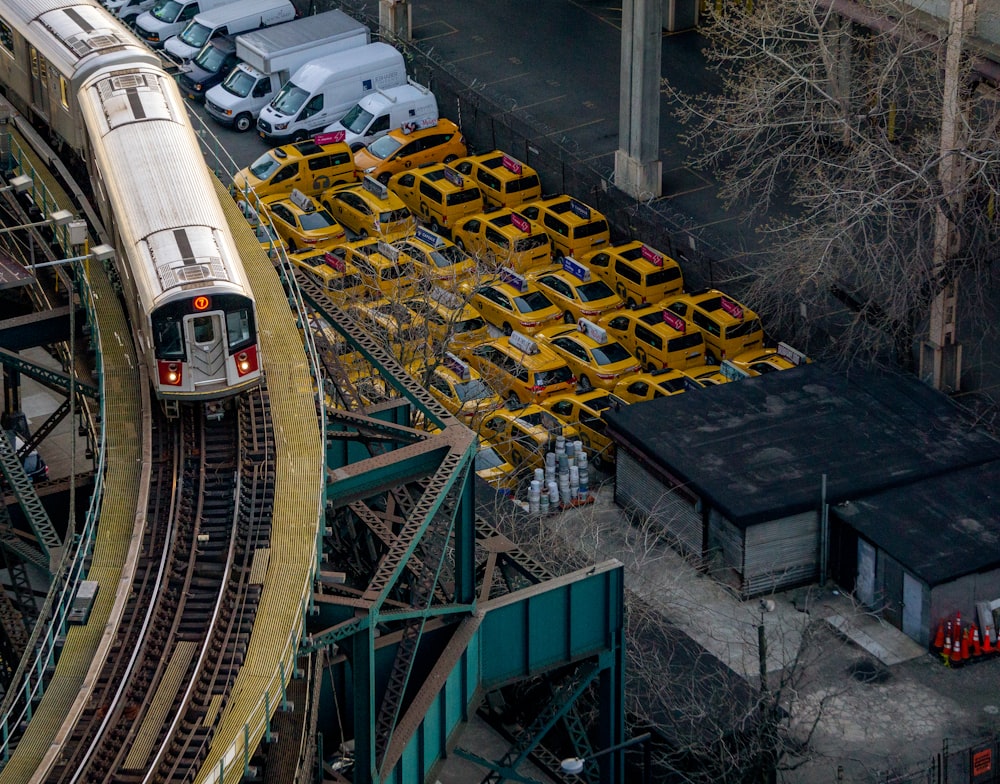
[510,213,530,233]
[314,130,346,145]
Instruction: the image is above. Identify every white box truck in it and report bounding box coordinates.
[323,79,439,151]
[204,8,368,133]
[257,42,406,144]
[163,0,296,63]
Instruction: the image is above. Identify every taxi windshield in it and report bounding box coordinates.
[513,234,549,253]
[475,447,505,470]
[576,280,616,302]
[249,152,281,180]
[426,245,468,268]
[299,210,338,230]
[513,291,553,314]
[367,134,404,160]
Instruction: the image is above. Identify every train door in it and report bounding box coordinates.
[28,47,50,121]
[184,311,227,384]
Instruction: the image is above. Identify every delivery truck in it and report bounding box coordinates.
[204,8,368,132]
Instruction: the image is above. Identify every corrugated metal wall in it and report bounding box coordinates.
[739,511,819,596]
[616,452,704,558]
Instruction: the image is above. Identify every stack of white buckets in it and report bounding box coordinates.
[527,437,590,514]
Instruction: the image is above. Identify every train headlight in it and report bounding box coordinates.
[235,346,259,377]
[158,360,183,386]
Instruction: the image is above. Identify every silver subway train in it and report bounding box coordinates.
[0,0,262,414]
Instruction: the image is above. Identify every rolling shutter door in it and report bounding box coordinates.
[741,511,819,596]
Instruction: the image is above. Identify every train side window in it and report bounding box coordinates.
[59,77,69,109]
[0,21,13,56]
[193,316,215,343]
[226,309,253,349]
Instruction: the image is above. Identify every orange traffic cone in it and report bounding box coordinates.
[952,634,964,667]
[942,624,953,664]
[984,626,996,656]
[972,626,982,658]
[933,622,945,652]
[961,627,972,662]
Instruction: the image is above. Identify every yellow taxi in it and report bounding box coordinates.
[353,119,468,185]
[534,319,640,392]
[542,390,624,470]
[475,440,519,495]
[286,247,366,304]
[319,176,416,241]
[719,343,809,381]
[612,368,690,404]
[349,298,430,361]
[520,195,611,261]
[661,289,765,362]
[478,404,579,472]
[452,150,542,209]
[581,241,684,310]
[460,268,562,336]
[680,364,730,388]
[410,353,503,426]
[345,239,418,299]
[461,331,576,407]
[404,286,490,353]
[387,164,484,237]
[253,221,287,261]
[394,227,477,291]
[233,138,356,199]
[451,208,552,274]
[600,305,707,371]
[257,188,345,252]
[526,257,625,324]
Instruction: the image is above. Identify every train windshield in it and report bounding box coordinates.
[152,316,184,359]
[227,308,255,351]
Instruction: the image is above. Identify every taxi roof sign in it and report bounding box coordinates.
[776,342,808,366]
[289,188,314,212]
[719,359,751,382]
[640,244,664,267]
[314,130,346,145]
[377,240,400,261]
[443,166,464,187]
[510,212,531,233]
[560,255,591,282]
[569,199,591,220]
[577,317,607,344]
[362,175,389,200]
[499,267,528,292]
[323,251,345,271]
[501,154,522,174]
[508,331,539,355]
[429,285,463,309]
[719,295,744,320]
[443,351,471,379]
[662,310,686,332]
[414,226,445,248]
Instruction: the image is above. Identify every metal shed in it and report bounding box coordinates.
[605,364,1000,597]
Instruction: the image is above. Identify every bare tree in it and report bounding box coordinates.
[664,0,1000,366]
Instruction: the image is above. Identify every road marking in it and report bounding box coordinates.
[513,95,567,111]
[483,72,530,87]
[450,50,493,64]
[545,117,606,135]
[412,20,458,41]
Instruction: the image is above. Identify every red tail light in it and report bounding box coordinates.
[235,346,259,377]
[158,361,183,386]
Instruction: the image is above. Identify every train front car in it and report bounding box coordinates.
[0,0,159,157]
[78,61,262,417]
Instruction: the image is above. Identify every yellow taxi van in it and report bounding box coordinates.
[233,138,356,199]
[520,195,611,261]
[287,247,366,305]
[452,150,542,209]
[581,241,684,310]
[461,331,576,406]
[388,164,485,237]
[452,208,552,274]
[662,289,764,362]
[600,305,707,371]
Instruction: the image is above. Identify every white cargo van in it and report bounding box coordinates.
[257,42,406,144]
[104,0,157,26]
[135,0,231,48]
[205,9,368,133]
[163,0,296,62]
[324,79,439,151]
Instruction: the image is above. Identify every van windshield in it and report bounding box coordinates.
[340,104,375,133]
[271,83,309,115]
[179,20,211,47]
[151,0,182,22]
[195,42,230,73]
[222,66,256,97]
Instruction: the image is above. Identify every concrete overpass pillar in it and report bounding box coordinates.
[615,0,663,199]
[379,0,411,42]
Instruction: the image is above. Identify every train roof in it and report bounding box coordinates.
[79,63,252,306]
[6,0,157,79]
